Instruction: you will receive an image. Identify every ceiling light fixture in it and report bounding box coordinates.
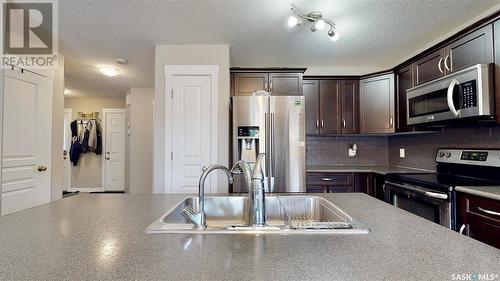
[289,5,339,42]
[98,65,120,77]
[287,16,300,27]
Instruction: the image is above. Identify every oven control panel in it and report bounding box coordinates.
[460,151,488,161]
[436,149,500,167]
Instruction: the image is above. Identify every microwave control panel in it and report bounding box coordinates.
[461,80,477,109]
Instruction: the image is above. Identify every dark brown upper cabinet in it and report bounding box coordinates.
[360,73,395,134]
[320,80,342,134]
[303,80,320,135]
[340,80,359,134]
[269,73,303,96]
[415,48,446,86]
[495,19,500,123]
[395,64,414,132]
[233,73,268,96]
[232,72,303,96]
[446,24,494,73]
[415,23,493,86]
[303,79,358,135]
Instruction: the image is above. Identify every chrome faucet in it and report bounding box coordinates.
[182,165,234,229]
[183,154,267,229]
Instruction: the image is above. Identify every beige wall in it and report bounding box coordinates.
[153,45,230,193]
[51,56,65,201]
[64,97,126,189]
[128,88,154,193]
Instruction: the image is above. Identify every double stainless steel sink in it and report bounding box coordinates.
[146,195,370,235]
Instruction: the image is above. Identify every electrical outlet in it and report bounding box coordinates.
[400,148,405,158]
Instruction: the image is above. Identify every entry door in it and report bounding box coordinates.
[103,111,125,191]
[2,69,52,215]
[171,75,211,193]
[62,109,72,191]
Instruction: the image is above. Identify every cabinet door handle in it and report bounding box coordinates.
[321,119,324,128]
[438,57,444,74]
[321,178,332,181]
[477,207,500,217]
[264,82,268,92]
[459,224,466,234]
[269,82,273,93]
[342,119,346,128]
[316,120,319,129]
[444,55,451,71]
[389,117,393,128]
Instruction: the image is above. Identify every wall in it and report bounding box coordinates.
[389,123,500,171]
[153,44,230,193]
[51,56,65,201]
[307,136,389,166]
[128,88,154,193]
[64,97,126,189]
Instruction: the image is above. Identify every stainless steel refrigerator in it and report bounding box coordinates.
[231,95,306,193]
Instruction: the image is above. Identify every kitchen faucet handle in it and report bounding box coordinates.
[252,153,265,181]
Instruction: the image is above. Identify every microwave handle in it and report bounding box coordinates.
[447,79,459,117]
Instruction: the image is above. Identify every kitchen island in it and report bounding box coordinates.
[0,193,498,281]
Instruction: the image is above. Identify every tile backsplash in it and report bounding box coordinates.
[307,135,389,166]
[389,122,500,171]
[307,122,500,170]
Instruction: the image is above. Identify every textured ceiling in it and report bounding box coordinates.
[59,0,500,97]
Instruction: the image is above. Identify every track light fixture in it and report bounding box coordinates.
[288,5,339,42]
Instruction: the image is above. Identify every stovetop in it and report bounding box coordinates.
[386,172,500,192]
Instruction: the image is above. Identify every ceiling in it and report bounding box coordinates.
[59,0,500,98]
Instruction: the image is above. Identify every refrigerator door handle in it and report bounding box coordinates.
[264,113,270,178]
[270,112,276,193]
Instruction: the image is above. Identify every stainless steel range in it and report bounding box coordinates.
[385,149,500,230]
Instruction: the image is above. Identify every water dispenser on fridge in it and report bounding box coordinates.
[236,126,260,164]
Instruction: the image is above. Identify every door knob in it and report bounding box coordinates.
[37,166,48,172]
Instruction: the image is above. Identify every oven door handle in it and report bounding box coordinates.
[447,79,460,117]
[385,181,448,200]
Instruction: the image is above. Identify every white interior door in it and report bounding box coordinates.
[103,110,125,191]
[1,69,52,215]
[171,75,211,193]
[62,109,72,191]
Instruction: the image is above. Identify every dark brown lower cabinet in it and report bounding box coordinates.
[458,192,500,249]
[306,172,354,193]
[306,172,372,194]
[372,174,386,201]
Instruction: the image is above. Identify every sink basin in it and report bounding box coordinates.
[145,195,370,235]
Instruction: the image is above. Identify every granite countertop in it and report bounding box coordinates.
[0,193,499,281]
[455,186,500,201]
[307,165,433,175]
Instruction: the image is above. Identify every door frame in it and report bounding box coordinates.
[62,108,72,191]
[163,65,219,193]
[101,108,126,192]
[0,68,4,211]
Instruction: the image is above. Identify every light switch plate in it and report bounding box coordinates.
[400,148,405,158]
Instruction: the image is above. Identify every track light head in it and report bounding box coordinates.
[288,5,339,42]
[314,19,325,30]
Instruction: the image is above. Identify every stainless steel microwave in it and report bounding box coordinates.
[406,64,494,125]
